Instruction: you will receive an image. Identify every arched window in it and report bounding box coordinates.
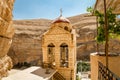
[60,43,68,67]
[64,26,68,31]
[48,43,55,64]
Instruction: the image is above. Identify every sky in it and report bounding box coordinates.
[13,0,96,20]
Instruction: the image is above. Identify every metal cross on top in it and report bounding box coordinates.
[60,8,63,16]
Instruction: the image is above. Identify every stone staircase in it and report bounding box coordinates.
[53,72,66,80]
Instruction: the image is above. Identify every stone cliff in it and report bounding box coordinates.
[8,13,120,66]
[9,19,51,66]
[0,0,14,79]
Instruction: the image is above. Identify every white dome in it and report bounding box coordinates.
[52,16,70,23]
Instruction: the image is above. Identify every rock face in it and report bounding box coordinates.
[94,0,120,14]
[8,13,120,66]
[9,19,51,65]
[0,0,14,79]
[69,14,97,60]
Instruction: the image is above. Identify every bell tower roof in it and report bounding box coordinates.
[52,16,70,23]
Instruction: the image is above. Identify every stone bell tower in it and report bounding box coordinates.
[42,11,76,80]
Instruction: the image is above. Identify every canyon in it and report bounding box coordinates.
[8,13,120,66]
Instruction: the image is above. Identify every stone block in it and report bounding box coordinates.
[0,37,11,58]
[0,19,14,38]
[0,56,13,77]
[0,0,14,79]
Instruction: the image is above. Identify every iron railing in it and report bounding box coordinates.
[98,61,120,80]
[53,72,66,80]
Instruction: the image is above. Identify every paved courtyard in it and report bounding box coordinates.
[2,66,56,80]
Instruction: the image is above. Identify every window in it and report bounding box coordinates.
[48,43,55,64]
[60,43,68,67]
[64,26,68,31]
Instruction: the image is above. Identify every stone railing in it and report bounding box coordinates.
[98,61,120,80]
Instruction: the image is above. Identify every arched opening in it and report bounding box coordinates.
[60,43,68,67]
[47,43,55,65]
[64,26,68,31]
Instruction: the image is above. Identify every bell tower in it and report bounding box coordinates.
[42,12,76,80]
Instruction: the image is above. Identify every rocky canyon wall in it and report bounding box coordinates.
[0,0,14,79]
[8,19,51,66]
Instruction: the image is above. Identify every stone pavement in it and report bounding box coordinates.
[2,66,56,80]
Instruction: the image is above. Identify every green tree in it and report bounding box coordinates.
[77,61,90,72]
[76,75,81,80]
[94,8,120,43]
[87,7,120,43]
[87,6,93,13]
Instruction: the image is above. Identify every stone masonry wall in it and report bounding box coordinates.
[0,0,14,79]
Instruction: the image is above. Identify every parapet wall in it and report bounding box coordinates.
[0,0,15,79]
[90,52,120,80]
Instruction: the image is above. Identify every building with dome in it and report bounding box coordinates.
[42,14,76,80]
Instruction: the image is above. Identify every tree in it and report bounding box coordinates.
[87,7,93,13]
[94,8,120,43]
[87,7,120,43]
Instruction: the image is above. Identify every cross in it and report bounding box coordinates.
[60,8,62,16]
